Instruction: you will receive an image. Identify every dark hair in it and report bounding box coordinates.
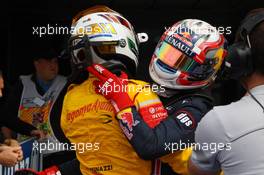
[250,11,264,75]
[237,8,264,75]
[32,47,58,61]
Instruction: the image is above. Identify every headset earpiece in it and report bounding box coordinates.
[224,42,253,79]
[223,12,264,80]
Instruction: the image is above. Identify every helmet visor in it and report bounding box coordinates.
[155,41,199,73]
[69,35,120,64]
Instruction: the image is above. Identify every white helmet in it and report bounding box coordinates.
[69,5,147,75]
[149,19,227,90]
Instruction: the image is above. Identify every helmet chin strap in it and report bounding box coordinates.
[68,61,126,84]
[101,61,130,77]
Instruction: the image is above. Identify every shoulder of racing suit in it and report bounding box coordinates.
[66,77,95,93]
[165,93,214,130]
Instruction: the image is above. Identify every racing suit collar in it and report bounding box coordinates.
[102,62,132,78]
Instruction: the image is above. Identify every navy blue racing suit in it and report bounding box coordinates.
[118,90,213,175]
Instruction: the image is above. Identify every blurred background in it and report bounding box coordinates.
[3,0,264,105]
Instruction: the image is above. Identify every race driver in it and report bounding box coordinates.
[59,5,174,175]
[88,19,227,175]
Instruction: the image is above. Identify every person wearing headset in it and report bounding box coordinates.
[188,8,264,175]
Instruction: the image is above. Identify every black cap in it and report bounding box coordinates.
[32,44,59,61]
[31,36,60,61]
